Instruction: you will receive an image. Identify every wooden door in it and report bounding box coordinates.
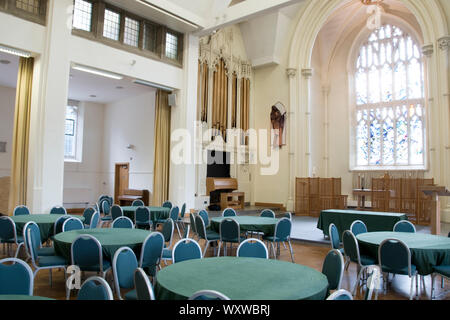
[114,163,129,204]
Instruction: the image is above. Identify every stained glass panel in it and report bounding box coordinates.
[353,24,425,168]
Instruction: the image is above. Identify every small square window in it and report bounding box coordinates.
[124,17,140,47]
[165,32,179,60]
[103,9,120,41]
[15,0,40,15]
[72,0,92,32]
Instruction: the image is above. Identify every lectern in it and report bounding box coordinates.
[420,185,450,235]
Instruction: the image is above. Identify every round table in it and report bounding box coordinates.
[0,295,55,300]
[155,257,329,300]
[121,206,170,225]
[53,228,151,262]
[357,232,450,275]
[11,214,85,242]
[210,216,279,235]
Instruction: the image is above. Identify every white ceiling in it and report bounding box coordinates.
[0,52,19,89]
[68,68,155,104]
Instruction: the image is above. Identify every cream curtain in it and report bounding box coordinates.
[8,57,34,215]
[152,90,171,206]
[240,77,250,145]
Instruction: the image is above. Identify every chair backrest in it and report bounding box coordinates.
[71,235,103,271]
[89,212,99,229]
[0,258,34,295]
[135,207,150,225]
[23,222,42,256]
[172,238,202,263]
[77,276,114,300]
[101,200,111,216]
[131,200,145,207]
[322,249,345,291]
[112,247,139,299]
[0,216,17,243]
[13,205,30,216]
[111,205,124,221]
[50,206,67,215]
[189,213,197,236]
[54,215,71,235]
[222,208,236,217]
[198,210,209,227]
[180,203,186,218]
[194,215,208,241]
[350,220,367,236]
[83,207,95,226]
[111,216,134,229]
[364,265,381,300]
[329,223,341,250]
[189,290,231,300]
[134,268,155,300]
[326,289,353,300]
[378,238,413,276]
[162,201,173,209]
[139,232,164,274]
[161,218,174,248]
[283,212,292,220]
[62,217,84,232]
[274,218,292,241]
[342,230,362,265]
[26,227,41,266]
[260,209,275,218]
[169,206,180,221]
[236,238,268,259]
[393,220,416,233]
[219,218,240,242]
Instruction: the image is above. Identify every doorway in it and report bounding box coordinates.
[114,162,129,204]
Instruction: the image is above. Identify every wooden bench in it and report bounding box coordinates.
[220,192,245,210]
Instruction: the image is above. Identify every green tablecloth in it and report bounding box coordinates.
[53,228,151,262]
[121,206,170,225]
[357,232,450,275]
[210,216,279,235]
[11,214,85,242]
[155,257,328,300]
[0,295,55,300]
[317,209,408,241]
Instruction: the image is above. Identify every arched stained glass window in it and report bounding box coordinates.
[354,24,425,168]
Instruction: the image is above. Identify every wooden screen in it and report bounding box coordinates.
[212,58,228,139]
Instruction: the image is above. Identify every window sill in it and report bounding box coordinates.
[350,165,427,172]
[64,159,82,163]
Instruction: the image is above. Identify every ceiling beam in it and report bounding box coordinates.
[195,0,306,36]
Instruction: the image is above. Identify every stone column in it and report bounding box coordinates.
[286,68,297,212]
[300,68,313,177]
[322,85,330,177]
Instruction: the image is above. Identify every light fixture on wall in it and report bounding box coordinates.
[133,79,173,92]
[0,44,32,58]
[361,0,384,31]
[71,63,124,80]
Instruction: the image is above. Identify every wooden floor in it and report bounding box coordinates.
[4,228,449,301]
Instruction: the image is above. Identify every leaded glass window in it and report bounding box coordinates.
[165,32,178,60]
[65,105,78,160]
[124,17,140,47]
[72,0,92,32]
[354,24,425,168]
[103,9,120,41]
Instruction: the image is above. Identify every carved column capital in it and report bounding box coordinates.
[438,36,450,51]
[422,44,434,57]
[301,68,313,79]
[286,68,297,78]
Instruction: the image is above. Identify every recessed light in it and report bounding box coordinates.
[0,60,11,65]
[89,95,97,98]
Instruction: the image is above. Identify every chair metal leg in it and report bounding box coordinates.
[352,265,366,296]
[409,275,415,300]
[49,269,53,287]
[14,243,23,259]
[287,240,295,263]
[217,242,222,257]
[203,241,210,258]
[431,274,436,300]
[175,223,181,239]
[415,273,419,298]
[271,243,276,260]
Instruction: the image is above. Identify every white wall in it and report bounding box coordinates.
[0,85,16,178]
[101,90,157,198]
[63,101,105,206]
